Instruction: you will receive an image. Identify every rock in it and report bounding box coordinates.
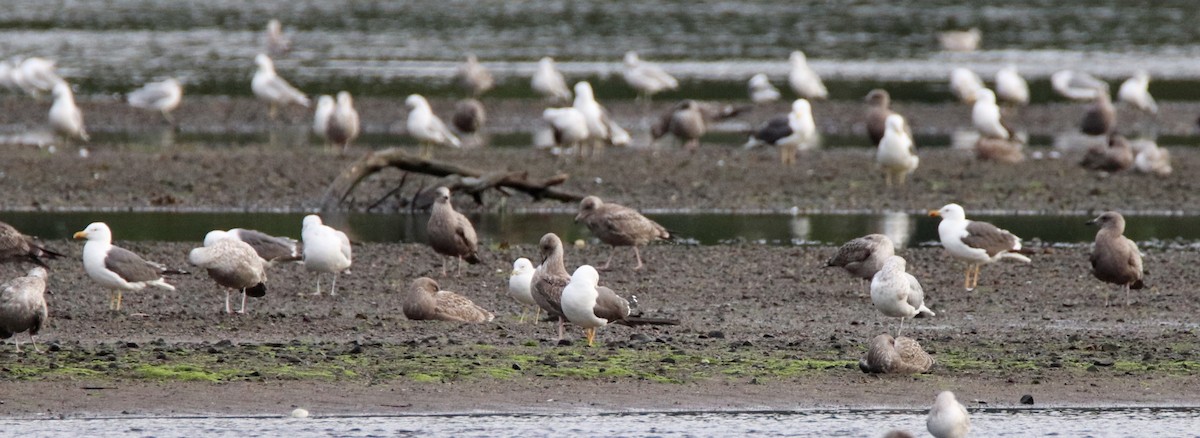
[1020,394,1034,405]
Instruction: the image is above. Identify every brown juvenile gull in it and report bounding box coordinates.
[650,100,747,152]
[531,233,571,339]
[0,221,63,267]
[858,334,933,374]
[1087,211,1145,307]
[930,203,1031,291]
[451,98,486,146]
[75,222,181,312]
[0,267,48,353]
[870,256,935,337]
[205,229,301,265]
[864,89,897,146]
[1080,88,1116,136]
[826,234,895,283]
[326,91,360,152]
[974,137,1025,164]
[575,196,671,270]
[927,391,971,438]
[404,277,494,323]
[1080,134,1134,173]
[189,237,267,314]
[456,54,493,97]
[427,187,481,277]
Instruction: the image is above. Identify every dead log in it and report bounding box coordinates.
[321,147,585,210]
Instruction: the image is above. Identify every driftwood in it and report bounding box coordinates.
[321,147,585,210]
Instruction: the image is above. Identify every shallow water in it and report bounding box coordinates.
[4,407,1199,437]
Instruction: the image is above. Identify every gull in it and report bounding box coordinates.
[426,186,481,277]
[927,391,971,438]
[573,81,628,155]
[826,234,895,284]
[972,88,1011,140]
[456,54,493,97]
[127,78,183,124]
[1052,70,1108,101]
[748,73,781,104]
[788,51,828,100]
[532,233,571,340]
[1087,211,1145,307]
[949,68,984,104]
[938,28,981,52]
[265,19,291,58]
[0,58,20,93]
[189,237,267,314]
[575,195,671,270]
[1132,139,1172,176]
[327,91,360,152]
[49,82,88,142]
[858,334,933,374]
[406,94,461,158]
[1118,71,1157,114]
[252,53,310,119]
[650,100,748,151]
[74,222,180,312]
[301,215,351,296]
[1080,134,1134,172]
[204,228,301,265]
[13,57,62,98]
[404,277,494,322]
[876,114,919,186]
[1080,88,1116,136]
[0,221,63,267]
[0,267,49,353]
[561,265,630,347]
[542,107,589,156]
[864,89,901,146]
[509,258,538,323]
[312,95,334,144]
[930,203,1031,291]
[532,57,571,102]
[451,98,486,146]
[622,51,678,102]
[995,65,1029,106]
[870,256,934,337]
[744,99,817,165]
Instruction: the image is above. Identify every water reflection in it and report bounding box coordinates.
[876,211,913,248]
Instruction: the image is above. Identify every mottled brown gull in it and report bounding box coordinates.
[531,233,571,339]
[1087,211,1145,307]
[404,277,494,323]
[927,391,971,438]
[75,222,179,312]
[327,91,360,152]
[0,267,48,353]
[651,100,746,152]
[451,98,486,146]
[870,256,934,337]
[858,334,933,374]
[0,221,62,267]
[190,237,267,314]
[575,196,671,270]
[427,187,481,277]
[1080,89,1116,136]
[456,55,493,97]
[930,203,1031,291]
[265,19,291,57]
[864,89,897,146]
[1080,134,1134,172]
[826,234,895,282]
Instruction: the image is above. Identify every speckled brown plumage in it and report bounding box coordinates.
[865,89,894,146]
[1088,211,1145,307]
[575,196,671,270]
[0,267,48,353]
[426,187,481,276]
[858,334,933,374]
[0,221,61,268]
[404,277,494,323]
[1080,134,1134,173]
[826,234,895,281]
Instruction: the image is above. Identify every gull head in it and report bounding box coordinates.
[203,230,231,246]
[538,233,562,263]
[623,51,640,66]
[570,264,601,287]
[929,203,966,221]
[254,53,274,71]
[882,255,907,272]
[885,114,906,134]
[573,82,594,100]
[789,51,807,64]
[975,88,996,105]
[512,257,534,277]
[411,277,439,296]
[302,214,324,230]
[405,94,428,109]
[538,57,555,68]
[791,99,811,117]
[433,186,452,204]
[73,222,112,242]
[336,91,353,106]
[575,195,603,222]
[51,81,72,98]
[26,266,48,279]
[749,73,771,88]
[1086,211,1126,232]
[865,89,890,107]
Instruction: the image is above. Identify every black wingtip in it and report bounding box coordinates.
[465,253,482,264]
[161,268,190,275]
[616,316,680,326]
[246,283,267,298]
[26,254,49,268]
[1131,279,1146,290]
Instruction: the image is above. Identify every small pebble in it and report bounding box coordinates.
[290,408,309,419]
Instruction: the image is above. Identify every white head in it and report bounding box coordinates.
[1133,70,1150,82]
[336,91,353,107]
[52,81,72,98]
[975,88,996,104]
[267,19,282,34]
[73,222,113,243]
[623,51,640,66]
[465,54,479,65]
[26,266,47,279]
[570,264,601,288]
[749,73,770,88]
[316,95,334,110]
[934,390,959,406]
[254,53,274,72]
[203,230,230,246]
[405,94,428,109]
[434,186,451,204]
[931,203,966,221]
[885,114,906,134]
[302,215,323,230]
[573,82,594,100]
[512,257,534,276]
[539,56,555,69]
[790,51,807,64]
[791,99,811,117]
[882,255,907,272]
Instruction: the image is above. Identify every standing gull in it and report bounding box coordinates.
[972,88,1011,140]
[858,334,933,374]
[301,215,351,296]
[327,91,360,152]
[622,51,678,102]
[1118,71,1157,114]
[451,98,486,146]
[406,94,461,158]
[870,256,934,337]
[312,94,334,144]
[927,391,970,438]
[0,267,48,353]
[74,222,179,312]
[748,73,781,104]
[252,54,309,119]
[1087,211,1145,307]
[650,100,747,152]
[189,237,267,314]
[509,258,538,323]
[1080,88,1116,136]
[1080,134,1134,172]
[995,65,1029,106]
[49,82,88,142]
[127,78,183,124]
[456,55,494,97]
[542,107,589,156]
[531,233,571,339]
[575,195,671,270]
[404,277,494,323]
[876,114,919,186]
[204,228,301,264]
[1052,70,1107,101]
[938,28,981,52]
[0,221,63,267]
[930,203,1031,291]
[573,81,629,154]
[13,57,62,98]
[826,234,895,283]
[426,187,481,277]
[264,19,291,57]
[949,68,984,104]
[532,57,571,102]
[561,265,630,347]
[788,51,828,100]
[864,89,900,146]
[744,99,817,165]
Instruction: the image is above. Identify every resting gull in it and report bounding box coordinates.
[972,88,1011,140]
[561,265,630,347]
[1080,88,1116,136]
[575,195,671,270]
[949,68,984,104]
[13,57,62,98]
[531,233,571,339]
[930,203,1031,291]
[532,57,571,102]
[927,391,971,438]
[426,186,481,277]
[995,65,1029,106]
[301,215,351,296]
[974,137,1025,164]
[788,51,827,100]
[0,267,48,353]
[49,81,88,142]
[1132,139,1172,176]
[0,221,63,267]
[74,222,180,312]
[744,99,817,165]
[456,54,494,97]
[1087,211,1145,307]
[252,53,309,119]
[1051,70,1107,101]
[509,258,538,323]
[938,28,981,52]
[542,107,589,156]
[864,89,900,146]
[1118,71,1157,114]
[327,91,360,152]
[1080,134,1133,172]
[876,114,919,186]
[870,256,934,337]
[190,237,267,314]
[404,277,494,323]
[406,94,461,158]
[826,234,895,283]
[451,98,486,146]
[312,95,334,142]
[650,100,747,152]
[748,73,781,104]
[622,51,678,102]
[127,78,182,124]
[204,228,301,265]
[265,19,291,57]
[858,334,933,374]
